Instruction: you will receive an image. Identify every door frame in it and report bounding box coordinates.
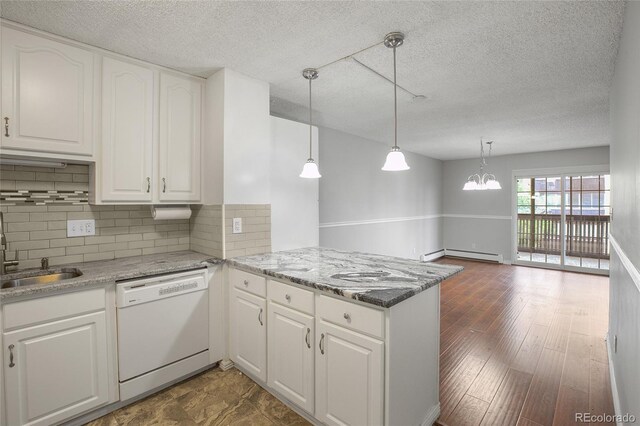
[510,164,610,275]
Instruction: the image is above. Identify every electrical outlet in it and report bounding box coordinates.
[232,218,242,234]
[67,219,96,237]
[471,243,477,249]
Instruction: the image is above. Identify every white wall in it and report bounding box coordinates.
[608,1,640,420]
[441,146,609,262]
[318,127,443,260]
[202,68,271,205]
[270,116,319,252]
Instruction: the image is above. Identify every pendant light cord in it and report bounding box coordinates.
[393,46,398,149]
[308,76,313,159]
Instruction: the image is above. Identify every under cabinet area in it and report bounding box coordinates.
[2,288,113,426]
[1,26,95,158]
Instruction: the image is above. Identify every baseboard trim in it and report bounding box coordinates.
[610,234,640,293]
[219,358,235,371]
[606,333,623,426]
[444,249,504,264]
[421,403,441,426]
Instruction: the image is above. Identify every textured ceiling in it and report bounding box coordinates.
[0,1,625,160]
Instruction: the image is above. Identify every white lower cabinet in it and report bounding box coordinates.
[3,311,109,426]
[315,320,384,426]
[229,269,389,425]
[229,287,267,381]
[267,301,314,414]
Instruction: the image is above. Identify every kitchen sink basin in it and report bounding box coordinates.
[1,268,83,289]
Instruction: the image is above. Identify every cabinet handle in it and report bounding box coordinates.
[285,294,291,302]
[162,178,166,193]
[305,328,311,349]
[258,308,263,326]
[244,279,249,287]
[319,333,325,355]
[146,177,151,193]
[3,117,9,137]
[8,344,15,368]
[344,313,351,321]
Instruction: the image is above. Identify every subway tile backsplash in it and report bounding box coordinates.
[224,204,271,258]
[1,164,189,268]
[1,164,273,267]
[0,203,190,269]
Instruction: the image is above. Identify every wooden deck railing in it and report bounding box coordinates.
[517,214,610,259]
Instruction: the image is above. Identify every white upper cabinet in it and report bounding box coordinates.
[100,57,154,202]
[1,26,95,157]
[158,73,202,202]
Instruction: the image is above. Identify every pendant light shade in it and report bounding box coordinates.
[382,147,410,171]
[381,32,410,172]
[300,159,322,178]
[463,180,479,191]
[463,139,501,191]
[300,68,321,179]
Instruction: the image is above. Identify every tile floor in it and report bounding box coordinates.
[87,367,308,425]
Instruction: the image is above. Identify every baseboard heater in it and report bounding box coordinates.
[421,249,445,262]
[443,249,504,264]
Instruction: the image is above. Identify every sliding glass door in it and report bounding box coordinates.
[515,173,610,273]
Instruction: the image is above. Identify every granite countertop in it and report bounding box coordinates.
[227,247,463,308]
[0,251,223,301]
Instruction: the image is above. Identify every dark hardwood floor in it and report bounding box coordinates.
[435,258,615,426]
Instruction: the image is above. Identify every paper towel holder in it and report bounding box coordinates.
[150,205,192,221]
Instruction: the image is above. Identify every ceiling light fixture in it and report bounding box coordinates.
[299,68,321,179]
[463,139,502,191]
[382,32,410,172]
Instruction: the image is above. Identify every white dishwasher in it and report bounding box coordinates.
[116,268,209,401]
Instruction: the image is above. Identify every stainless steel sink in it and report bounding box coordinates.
[1,268,83,289]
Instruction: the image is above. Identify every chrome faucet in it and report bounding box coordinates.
[0,212,19,275]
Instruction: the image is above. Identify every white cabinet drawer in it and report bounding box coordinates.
[3,287,106,330]
[317,295,385,340]
[268,279,314,315]
[230,268,266,298]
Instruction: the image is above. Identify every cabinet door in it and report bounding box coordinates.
[1,27,94,156]
[100,57,154,202]
[267,302,314,414]
[315,320,384,426]
[3,311,109,426]
[158,73,202,202]
[230,288,267,381]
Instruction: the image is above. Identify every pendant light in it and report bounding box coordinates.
[299,68,321,179]
[382,32,410,171]
[463,139,502,190]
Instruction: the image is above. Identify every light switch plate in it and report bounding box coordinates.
[67,219,96,237]
[232,218,242,234]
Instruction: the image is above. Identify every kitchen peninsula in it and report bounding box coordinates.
[227,247,462,426]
